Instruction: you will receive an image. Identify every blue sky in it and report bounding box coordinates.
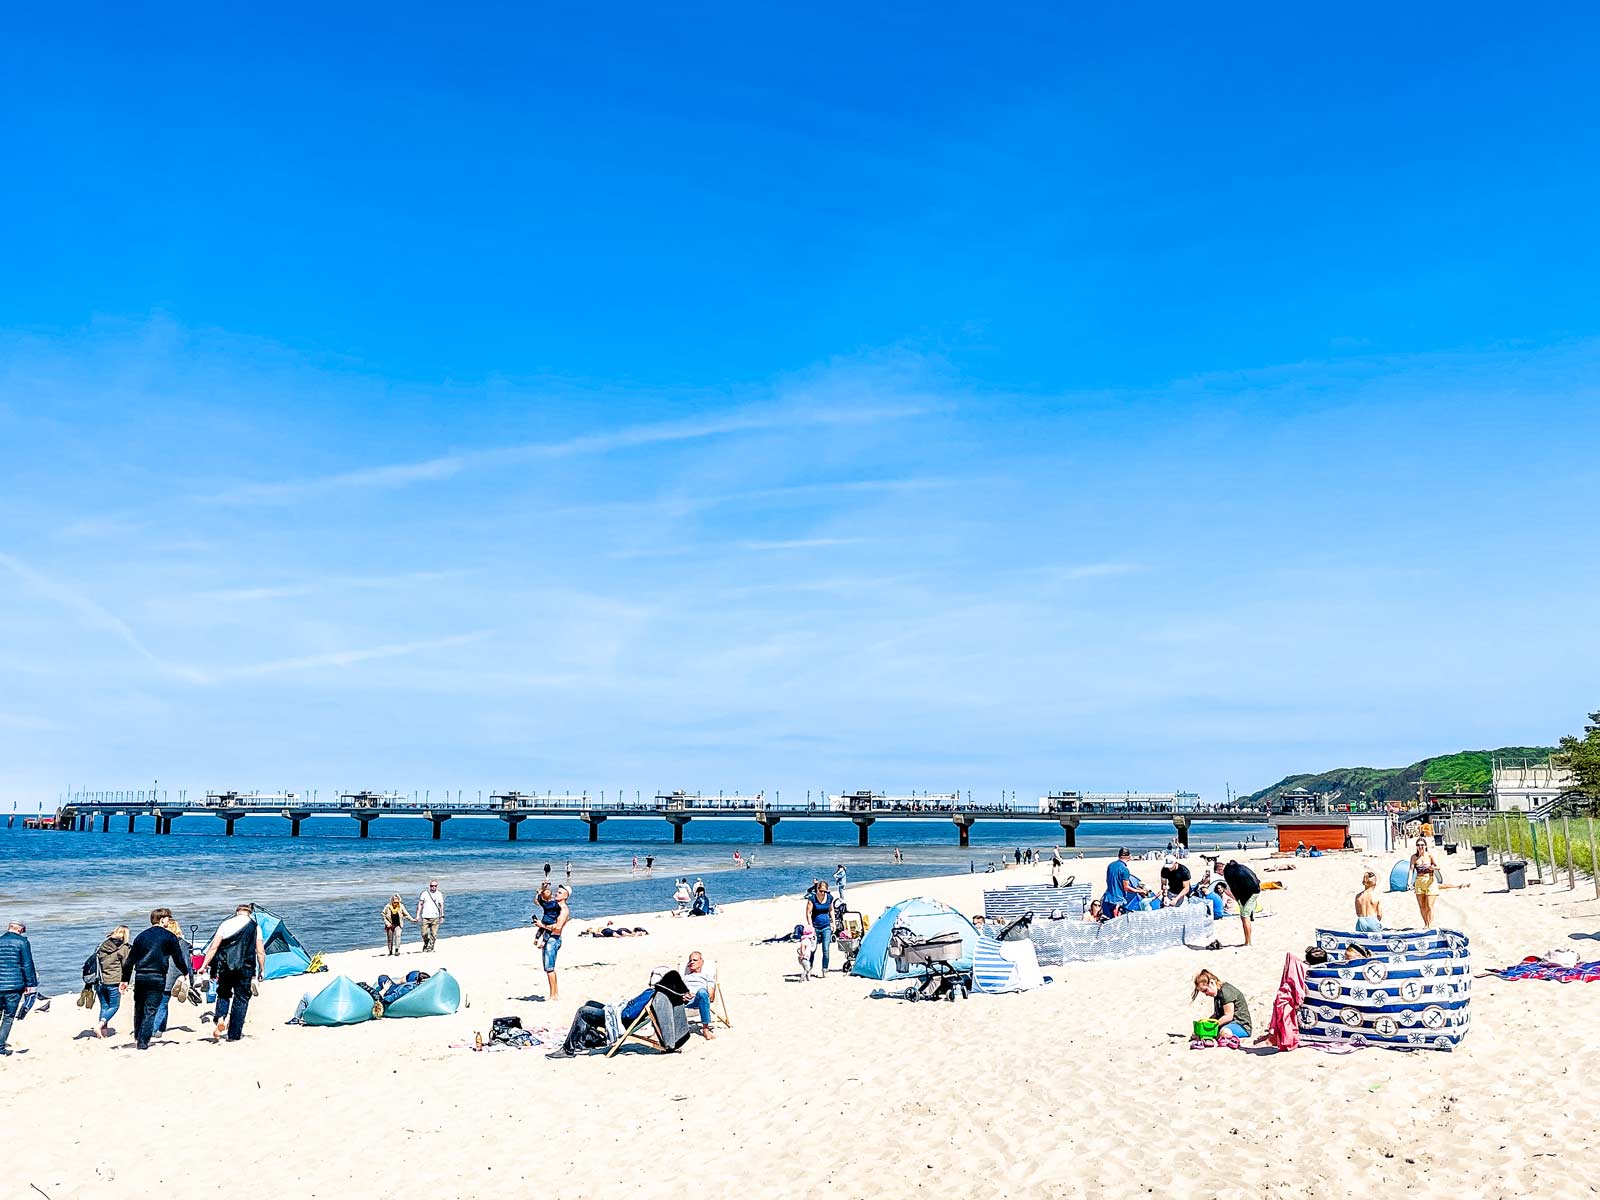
[3,5,1598,804]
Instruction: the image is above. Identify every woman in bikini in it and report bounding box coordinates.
[1410,838,1442,927]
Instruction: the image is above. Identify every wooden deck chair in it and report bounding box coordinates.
[606,971,692,1057]
[710,967,731,1029]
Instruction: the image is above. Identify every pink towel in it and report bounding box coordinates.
[1267,952,1307,1051]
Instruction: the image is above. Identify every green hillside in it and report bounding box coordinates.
[1244,746,1555,809]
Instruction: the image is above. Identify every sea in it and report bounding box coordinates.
[0,813,1271,991]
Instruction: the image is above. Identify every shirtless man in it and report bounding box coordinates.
[1354,870,1384,932]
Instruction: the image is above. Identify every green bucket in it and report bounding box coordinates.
[1193,1019,1220,1039]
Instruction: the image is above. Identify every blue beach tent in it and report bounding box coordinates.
[1388,861,1414,893]
[254,907,314,980]
[850,898,979,980]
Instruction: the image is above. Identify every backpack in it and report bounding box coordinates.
[82,952,102,988]
[219,920,257,974]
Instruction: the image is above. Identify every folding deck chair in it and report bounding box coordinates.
[606,970,695,1056]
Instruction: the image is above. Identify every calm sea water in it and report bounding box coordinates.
[0,813,1269,991]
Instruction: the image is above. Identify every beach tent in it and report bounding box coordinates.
[301,976,377,1027]
[384,969,463,1018]
[1387,861,1413,893]
[254,907,315,980]
[850,898,979,981]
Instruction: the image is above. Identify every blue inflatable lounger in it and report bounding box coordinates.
[384,969,462,1018]
[301,976,378,1027]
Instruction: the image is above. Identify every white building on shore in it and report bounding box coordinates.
[1491,757,1574,812]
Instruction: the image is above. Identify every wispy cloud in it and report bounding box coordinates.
[184,571,463,604]
[739,538,865,551]
[213,632,491,680]
[207,404,929,506]
[0,549,207,683]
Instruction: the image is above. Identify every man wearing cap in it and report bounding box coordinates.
[0,920,38,1055]
[416,880,445,951]
[1159,857,1192,906]
[1102,847,1152,917]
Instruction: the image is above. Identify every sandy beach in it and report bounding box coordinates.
[3,848,1598,1200]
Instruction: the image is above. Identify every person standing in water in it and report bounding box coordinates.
[1354,871,1384,933]
[1410,838,1443,927]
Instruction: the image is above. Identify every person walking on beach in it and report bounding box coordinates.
[535,884,571,1000]
[806,880,836,977]
[1222,860,1260,947]
[1355,871,1384,933]
[128,908,191,1050]
[833,863,847,898]
[200,904,266,1042]
[92,925,131,1038]
[0,920,38,1056]
[153,915,192,1038]
[1410,838,1442,927]
[416,880,445,951]
[382,894,413,956]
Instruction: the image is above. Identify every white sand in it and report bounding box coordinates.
[4,849,1598,1200]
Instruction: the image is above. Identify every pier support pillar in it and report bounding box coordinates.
[954,814,974,847]
[353,813,379,839]
[667,814,691,844]
[758,813,780,845]
[128,814,136,833]
[1172,815,1189,849]
[101,814,111,833]
[502,815,527,842]
[224,818,237,837]
[853,815,875,847]
[1058,817,1079,848]
[582,813,606,843]
[291,818,301,837]
[427,812,451,841]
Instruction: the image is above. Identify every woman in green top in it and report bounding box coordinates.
[1192,969,1252,1037]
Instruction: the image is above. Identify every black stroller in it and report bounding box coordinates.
[889,924,972,1002]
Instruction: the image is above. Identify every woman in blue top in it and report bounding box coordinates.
[805,881,836,977]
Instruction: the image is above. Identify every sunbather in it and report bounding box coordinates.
[680,951,717,1039]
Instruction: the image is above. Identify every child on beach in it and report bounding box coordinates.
[1192,969,1252,1039]
[1354,871,1383,933]
[797,926,817,981]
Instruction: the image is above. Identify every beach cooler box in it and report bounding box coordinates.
[1299,928,1471,1051]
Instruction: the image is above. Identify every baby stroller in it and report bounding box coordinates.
[889,925,972,1002]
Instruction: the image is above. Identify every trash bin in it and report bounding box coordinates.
[1503,860,1527,890]
[1444,842,1458,855]
[1472,845,1489,867]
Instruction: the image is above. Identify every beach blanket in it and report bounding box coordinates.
[1489,957,1600,983]
[1266,952,1307,1051]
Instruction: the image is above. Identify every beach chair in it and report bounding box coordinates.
[606,970,694,1056]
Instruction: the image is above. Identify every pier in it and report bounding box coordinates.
[47,788,1276,848]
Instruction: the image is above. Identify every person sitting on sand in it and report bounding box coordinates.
[1354,871,1384,933]
[1083,900,1106,923]
[1193,969,1252,1039]
[690,884,714,917]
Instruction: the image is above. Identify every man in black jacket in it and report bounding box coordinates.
[200,904,266,1042]
[0,920,38,1055]
[128,908,192,1050]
